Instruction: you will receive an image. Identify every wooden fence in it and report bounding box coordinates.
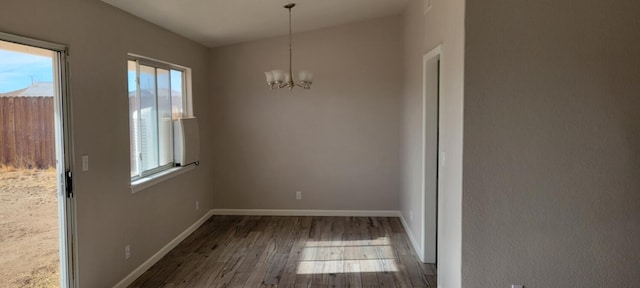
[0,97,55,169]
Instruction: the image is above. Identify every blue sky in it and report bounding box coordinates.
[0,49,53,93]
[0,47,183,94]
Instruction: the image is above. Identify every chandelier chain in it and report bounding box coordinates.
[288,5,293,86]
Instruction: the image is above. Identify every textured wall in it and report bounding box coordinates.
[209,16,402,211]
[463,0,640,287]
[399,0,465,287]
[0,1,213,287]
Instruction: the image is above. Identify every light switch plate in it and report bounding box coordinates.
[82,155,89,171]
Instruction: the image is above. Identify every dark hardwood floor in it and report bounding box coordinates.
[129,216,436,287]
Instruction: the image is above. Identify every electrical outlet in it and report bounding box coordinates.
[125,245,131,259]
[296,191,302,200]
[195,200,199,211]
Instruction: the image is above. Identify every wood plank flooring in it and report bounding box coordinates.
[129,216,436,288]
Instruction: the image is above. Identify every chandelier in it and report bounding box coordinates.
[264,3,313,90]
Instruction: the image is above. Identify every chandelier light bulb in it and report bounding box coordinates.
[264,71,274,83]
[272,70,285,82]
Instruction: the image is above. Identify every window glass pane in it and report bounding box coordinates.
[170,70,184,119]
[157,69,172,167]
[139,65,158,172]
[128,60,139,177]
[128,57,190,179]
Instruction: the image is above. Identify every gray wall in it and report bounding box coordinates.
[209,16,402,211]
[399,0,465,287]
[463,0,640,287]
[0,0,213,287]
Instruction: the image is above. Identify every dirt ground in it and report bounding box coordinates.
[0,168,60,288]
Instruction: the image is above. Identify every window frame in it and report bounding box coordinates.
[128,54,191,182]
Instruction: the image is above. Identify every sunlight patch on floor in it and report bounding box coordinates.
[296,237,399,274]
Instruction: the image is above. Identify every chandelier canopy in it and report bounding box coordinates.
[264,3,312,90]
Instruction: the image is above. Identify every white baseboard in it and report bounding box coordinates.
[399,215,424,262]
[212,209,401,217]
[113,210,214,288]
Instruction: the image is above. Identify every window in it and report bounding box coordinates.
[128,56,189,180]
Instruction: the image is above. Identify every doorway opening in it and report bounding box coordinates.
[0,33,75,287]
[421,45,441,264]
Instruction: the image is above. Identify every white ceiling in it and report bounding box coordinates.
[102,0,408,48]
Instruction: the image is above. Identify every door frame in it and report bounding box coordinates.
[0,31,77,288]
[421,44,442,264]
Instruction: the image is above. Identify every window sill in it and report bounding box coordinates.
[131,165,195,194]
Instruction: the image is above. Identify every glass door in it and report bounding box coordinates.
[0,32,75,288]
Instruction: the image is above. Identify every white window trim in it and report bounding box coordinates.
[131,165,195,194]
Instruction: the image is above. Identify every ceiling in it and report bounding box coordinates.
[102,0,408,48]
